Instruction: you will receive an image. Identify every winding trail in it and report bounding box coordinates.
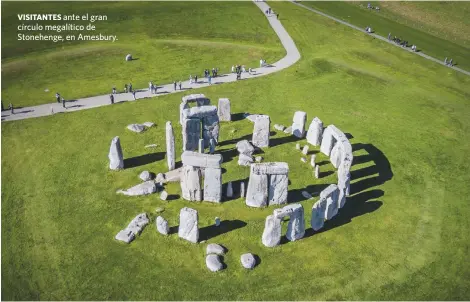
[291,1,470,77]
[1,1,300,122]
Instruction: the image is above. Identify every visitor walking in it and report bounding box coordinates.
[276,13,279,19]
[189,75,193,84]
[179,81,182,90]
[112,87,116,94]
[110,94,114,104]
[195,75,198,84]
[55,92,61,103]
[153,84,158,94]
[62,97,66,109]
[9,103,13,114]
[1,100,4,111]
[449,58,453,66]
[208,75,212,85]
[388,33,391,40]
[173,81,177,91]
[124,84,128,93]
[129,83,133,93]
[132,91,136,100]
[149,81,153,93]
[231,65,235,73]
[444,57,448,65]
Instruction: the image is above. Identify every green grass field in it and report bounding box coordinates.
[2,1,470,300]
[1,2,284,107]
[301,1,470,71]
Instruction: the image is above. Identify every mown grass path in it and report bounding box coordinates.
[1,1,300,123]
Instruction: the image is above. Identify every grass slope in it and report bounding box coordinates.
[1,2,284,107]
[301,1,470,71]
[2,1,470,300]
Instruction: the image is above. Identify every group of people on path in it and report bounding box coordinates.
[173,81,184,90]
[265,7,279,19]
[1,101,14,114]
[387,33,417,51]
[232,65,244,80]
[444,57,454,67]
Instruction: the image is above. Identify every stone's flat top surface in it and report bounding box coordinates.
[251,162,289,175]
[320,184,339,198]
[241,253,256,269]
[293,111,307,120]
[181,151,223,168]
[2,2,301,122]
[182,94,207,103]
[236,140,255,154]
[206,243,226,255]
[182,105,218,119]
[274,203,303,218]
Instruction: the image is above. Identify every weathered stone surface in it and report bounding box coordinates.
[206,243,225,255]
[255,156,263,162]
[246,171,268,208]
[202,115,220,147]
[302,145,309,155]
[183,105,218,119]
[330,143,341,169]
[198,139,205,153]
[164,168,182,183]
[181,151,222,169]
[209,138,216,154]
[178,207,199,243]
[236,140,255,155]
[182,94,210,106]
[251,162,289,175]
[337,170,351,208]
[139,171,152,181]
[156,216,169,235]
[226,181,233,198]
[314,165,320,179]
[180,166,202,201]
[238,153,254,166]
[240,253,256,269]
[125,54,132,61]
[246,114,263,122]
[311,199,327,231]
[155,173,165,183]
[116,213,149,243]
[166,121,175,170]
[160,190,168,201]
[302,191,313,199]
[274,124,285,131]
[262,215,282,247]
[180,102,190,125]
[274,204,305,241]
[311,154,316,167]
[268,174,288,205]
[284,126,292,134]
[321,184,340,220]
[206,254,223,272]
[306,117,323,146]
[117,181,157,196]
[240,181,246,198]
[203,168,222,203]
[292,111,307,138]
[218,98,231,121]
[127,124,146,133]
[143,122,155,128]
[320,125,353,174]
[182,118,201,151]
[109,136,124,170]
[252,115,270,148]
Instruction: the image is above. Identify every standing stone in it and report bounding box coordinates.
[203,168,222,203]
[198,139,205,153]
[180,165,202,201]
[306,117,323,146]
[315,165,320,179]
[311,199,327,231]
[311,154,316,167]
[226,181,233,198]
[302,145,309,155]
[337,171,351,208]
[179,102,190,125]
[109,136,124,170]
[246,169,269,208]
[330,143,342,169]
[240,181,246,198]
[252,115,270,148]
[274,204,305,241]
[217,98,231,121]
[209,138,216,154]
[321,184,340,220]
[183,118,201,151]
[156,216,169,235]
[178,207,199,243]
[268,174,288,205]
[202,115,220,147]
[292,111,307,138]
[261,215,282,247]
[165,122,175,170]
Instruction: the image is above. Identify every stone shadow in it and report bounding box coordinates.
[303,189,384,239]
[166,194,180,201]
[288,183,330,203]
[218,148,238,163]
[270,135,302,147]
[199,219,247,241]
[219,133,252,147]
[124,152,166,169]
[253,254,261,268]
[223,177,249,201]
[231,112,246,121]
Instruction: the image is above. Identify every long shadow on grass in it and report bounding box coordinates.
[199,219,247,241]
[124,152,166,169]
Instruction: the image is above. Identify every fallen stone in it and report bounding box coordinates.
[143,122,155,128]
[240,253,256,269]
[218,98,231,122]
[160,190,168,201]
[145,144,158,148]
[252,115,270,148]
[261,215,282,247]
[274,124,285,131]
[115,213,149,243]
[127,124,146,133]
[315,165,320,179]
[236,140,255,155]
[206,254,224,272]
[178,207,199,243]
[306,117,323,146]
[292,111,307,138]
[117,181,157,196]
[255,156,263,162]
[139,171,152,181]
[238,153,254,166]
[155,173,165,183]
[109,136,124,170]
[115,230,135,243]
[284,126,292,134]
[164,167,182,183]
[206,243,225,255]
[156,216,169,235]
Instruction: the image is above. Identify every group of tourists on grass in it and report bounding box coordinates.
[444,57,454,67]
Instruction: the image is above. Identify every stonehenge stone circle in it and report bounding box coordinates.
[246,162,289,207]
[320,125,353,172]
[115,213,149,243]
[306,117,323,146]
[292,111,307,138]
[337,170,351,208]
[178,207,199,243]
[109,136,124,170]
[206,254,224,272]
[117,181,157,196]
[261,215,282,247]
[252,115,270,148]
[166,121,175,171]
[156,216,169,235]
[206,243,225,255]
[217,98,231,122]
[240,253,256,269]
